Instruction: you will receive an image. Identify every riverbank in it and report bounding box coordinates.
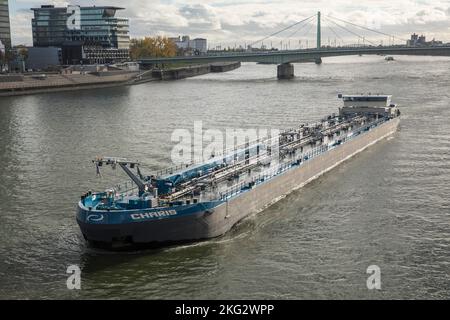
[0,62,241,97]
[0,72,139,97]
[149,61,241,80]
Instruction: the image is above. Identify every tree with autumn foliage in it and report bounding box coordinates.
[130,36,177,59]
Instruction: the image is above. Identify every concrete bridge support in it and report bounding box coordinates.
[277,63,294,80]
[315,57,323,64]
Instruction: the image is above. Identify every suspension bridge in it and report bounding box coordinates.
[139,12,450,79]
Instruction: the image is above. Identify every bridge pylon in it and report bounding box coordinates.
[277,63,294,80]
[317,11,321,49]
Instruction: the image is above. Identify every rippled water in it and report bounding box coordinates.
[0,55,449,299]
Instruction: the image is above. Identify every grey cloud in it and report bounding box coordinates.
[252,11,267,18]
[179,4,211,20]
[9,0,450,46]
[178,4,222,30]
[416,10,427,17]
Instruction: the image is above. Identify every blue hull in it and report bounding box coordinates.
[76,200,225,247]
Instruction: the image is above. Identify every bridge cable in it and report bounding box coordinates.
[323,17,378,46]
[282,17,317,49]
[326,15,408,43]
[327,24,346,46]
[300,22,316,48]
[249,14,316,48]
[323,16,375,45]
[285,15,316,39]
[322,19,346,46]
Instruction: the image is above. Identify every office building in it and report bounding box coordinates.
[170,35,208,55]
[407,33,444,47]
[31,5,130,64]
[0,0,11,52]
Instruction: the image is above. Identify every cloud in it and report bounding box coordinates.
[10,11,34,46]
[178,4,222,31]
[9,0,450,47]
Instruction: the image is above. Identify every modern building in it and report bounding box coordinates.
[0,0,11,52]
[191,38,207,54]
[26,47,61,71]
[169,35,207,55]
[31,5,130,65]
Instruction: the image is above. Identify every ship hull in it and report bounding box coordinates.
[217,117,400,230]
[76,202,224,247]
[77,117,400,248]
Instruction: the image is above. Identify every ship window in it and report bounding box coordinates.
[344,96,388,102]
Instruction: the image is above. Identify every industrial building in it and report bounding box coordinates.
[407,33,443,47]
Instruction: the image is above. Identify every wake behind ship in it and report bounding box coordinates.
[77,94,401,249]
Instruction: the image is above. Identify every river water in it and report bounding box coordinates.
[0,56,449,299]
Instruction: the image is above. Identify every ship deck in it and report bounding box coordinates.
[81,109,397,213]
[169,115,387,204]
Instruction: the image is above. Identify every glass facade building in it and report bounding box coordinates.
[0,0,11,52]
[31,5,130,64]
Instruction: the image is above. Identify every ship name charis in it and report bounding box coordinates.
[131,210,178,220]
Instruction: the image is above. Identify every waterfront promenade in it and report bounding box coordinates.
[0,62,241,97]
[0,72,140,97]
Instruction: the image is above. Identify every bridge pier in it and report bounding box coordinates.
[277,63,294,80]
[314,57,323,65]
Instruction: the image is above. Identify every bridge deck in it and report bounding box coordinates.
[139,46,450,65]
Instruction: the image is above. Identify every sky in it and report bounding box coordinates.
[8,0,450,48]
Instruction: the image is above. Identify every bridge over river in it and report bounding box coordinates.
[139,46,450,79]
[139,12,450,79]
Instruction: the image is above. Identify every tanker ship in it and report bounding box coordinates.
[77,94,400,248]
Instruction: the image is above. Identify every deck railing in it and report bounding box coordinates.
[219,117,388,201]
[155,135,281,177]
[112,180,139,196]
[107,117,388,201]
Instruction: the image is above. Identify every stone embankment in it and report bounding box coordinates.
[0,62,241,97]
[150,61,241,80]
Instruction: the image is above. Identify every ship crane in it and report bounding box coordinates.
[93,157,147,197]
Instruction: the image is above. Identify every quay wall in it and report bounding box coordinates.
[210,62,241,72]
[0,62,241,97]
[0,81,134,97]
[154,64,211,80]
[0,72,138,97]
[151,61,241,80]
[91,70,138,77]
